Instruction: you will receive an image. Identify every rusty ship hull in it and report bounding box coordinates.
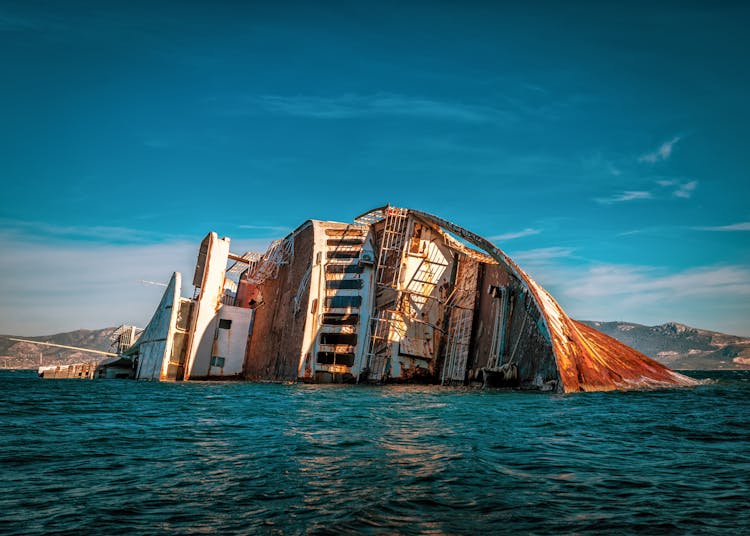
[112,205,697,393]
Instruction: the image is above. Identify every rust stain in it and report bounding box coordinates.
[408,209,699,393]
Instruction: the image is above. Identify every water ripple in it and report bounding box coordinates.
[1,370,749,534]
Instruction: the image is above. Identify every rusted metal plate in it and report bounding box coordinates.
[568,320,697,390]
[409,209,699,393]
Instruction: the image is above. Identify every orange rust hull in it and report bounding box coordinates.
[560,320,697,392]
[409,209,699,393]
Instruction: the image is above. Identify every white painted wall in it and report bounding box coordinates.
[205,305,253,378]
[298,221,326,378]
[352,228,375,377]
[184,232,231,379]
[131,272,181,380]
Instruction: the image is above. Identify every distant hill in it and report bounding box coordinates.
[0,328,117,370]
[3,321,749,371]
[580,321,750,370]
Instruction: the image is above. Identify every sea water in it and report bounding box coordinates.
[1,369,748,535]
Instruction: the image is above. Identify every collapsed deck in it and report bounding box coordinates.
[125,206,696,393]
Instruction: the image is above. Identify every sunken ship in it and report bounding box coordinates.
[122,206,696,393]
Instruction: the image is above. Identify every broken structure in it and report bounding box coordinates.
[123,206,696,393]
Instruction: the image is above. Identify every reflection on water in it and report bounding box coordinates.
[0,370,749,534]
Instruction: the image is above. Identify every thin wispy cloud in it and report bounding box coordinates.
[617,229,647,237]
[0,218,179,244]
[597,179,698,205]
[521,83,547,94]
[694,222,750,232]
[639,136,682,163]
[616,225,679,237]
[488,228,541,241]
[608,164,622,176]
[569,264,750,300]
[655,178,698,198]
[673,179,697,198]
[580,152,627,182]
[231,93,506,122]
[523,257,750,335]
[595,190,653,204]
[511,247,575,263]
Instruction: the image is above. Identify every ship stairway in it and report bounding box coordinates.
[441,307,472,385]
[327,228,366,263]
[363,309,397,381]
[374,206,410,288]
[324,227,366,308]
[321,226,367,371]
[360,206,410,382]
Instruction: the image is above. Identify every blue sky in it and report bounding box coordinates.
[1,1,749,336]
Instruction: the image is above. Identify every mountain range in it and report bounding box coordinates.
[0,328,117,370]
[579,321,750,370]
[2,322,749,371]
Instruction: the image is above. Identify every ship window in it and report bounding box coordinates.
[325,228,365,237]
[325,296,362,308]
[316,352,355,367]
[326,279,363,290]
[326,238,365,247]
[327,251,360,259]
[211,356,225,367]
[218,319,232,329]
[326,264,364,274]
[322,313,359,325]
[319,332,358,346]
